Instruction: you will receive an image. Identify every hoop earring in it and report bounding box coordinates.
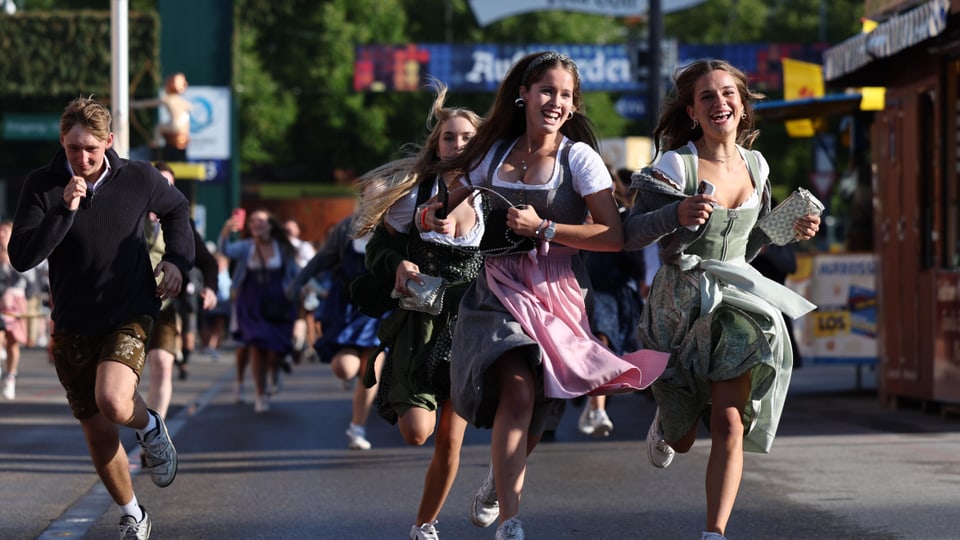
[567,111,574,120]
[741,111,747,119]
[514,97,525,108]
[691,118,699,130]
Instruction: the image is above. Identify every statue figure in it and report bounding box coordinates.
[132,72,193,160]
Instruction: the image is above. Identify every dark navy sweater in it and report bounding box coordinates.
[8,148,195,335]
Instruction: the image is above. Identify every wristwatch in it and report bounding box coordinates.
[542,220,556,241]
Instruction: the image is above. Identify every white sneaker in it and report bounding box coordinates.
[346,424,371,450]
[495,517,524,540]
[578,407,614,437]
[470,463,499,527]
[409,521,439,540]
[577,406,594,435]
[2,375,15,400]
[118,505,151,540]
[646,408,675,468]
[254,395,270,413]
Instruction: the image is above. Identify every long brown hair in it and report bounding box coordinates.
[437,51,599,178]
[652,59,765,160]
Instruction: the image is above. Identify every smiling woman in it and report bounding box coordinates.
[433,51,669,539]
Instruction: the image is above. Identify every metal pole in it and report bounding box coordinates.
[649,0,663,125]
[111,0,129,158]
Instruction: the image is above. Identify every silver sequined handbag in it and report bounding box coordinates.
[391,273,447,316]
[756,188,824,246]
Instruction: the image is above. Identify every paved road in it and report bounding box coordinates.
[1,348,959,539]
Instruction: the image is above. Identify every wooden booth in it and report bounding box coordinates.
[824,0,960,407]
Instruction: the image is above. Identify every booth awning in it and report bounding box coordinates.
[824,0,950,82]
[755,94,864,122]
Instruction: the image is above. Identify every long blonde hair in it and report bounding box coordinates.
[352,80,482,237]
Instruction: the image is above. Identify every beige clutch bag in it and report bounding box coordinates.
[756,188,824,245]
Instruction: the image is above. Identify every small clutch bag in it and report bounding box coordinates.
[756,188,825,246]
[390,273,447,316]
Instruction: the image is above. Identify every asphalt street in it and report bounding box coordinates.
[1,347,959,539]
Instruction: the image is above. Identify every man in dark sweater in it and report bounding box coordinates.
[8,96,195,539]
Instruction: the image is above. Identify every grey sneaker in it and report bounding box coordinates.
[470,463,499,527]
[646,408,675,469]
[702,532,727,540]
[495,517,524,540]
[409,520,439,540]
[118,505,151,540]
[137,409,178,487]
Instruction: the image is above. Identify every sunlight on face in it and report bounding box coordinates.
[437,115,476,160]
[523,67,576,132]
[60,124,113,182]
[688,69,743,135]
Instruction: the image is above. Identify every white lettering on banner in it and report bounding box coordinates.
[464,51,528,84]
[816,260,876,275]
[464,50,632,86]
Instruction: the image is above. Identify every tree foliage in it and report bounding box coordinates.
[2,0,867,191]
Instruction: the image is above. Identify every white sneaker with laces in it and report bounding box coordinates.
[118,505,151,540]
[589,408,614,437]
[495,517,524,540]
[647,408,675,468]
[137,409,178,487]
[409,520,439,540]
[470,463,499,527]
[346,424,371,450]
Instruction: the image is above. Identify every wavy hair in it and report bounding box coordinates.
[352,79,482,237]
[652,59,765,160]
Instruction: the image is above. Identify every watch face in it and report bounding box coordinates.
[544,223,556,240]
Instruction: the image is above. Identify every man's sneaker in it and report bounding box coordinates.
[646,408,675,469]
[2,375,15,400]
[346,424,371,450]
[136,409,178,487]
[118,505,151,540]
[470,463,499,527]
[409,520,439,540]
[578,407,614,437]
[495,517,524,540]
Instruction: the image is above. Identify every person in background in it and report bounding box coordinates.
[578,167,647,438]
[200,251,233,360]
[432,52,669,539]
[0,220,29,400]
[284,218,319,365]
[623,59,821,540]
[9,96,193,538]
[144,162,218,423]
[351,80,483,540]
[289,192,384,451]
[219,208,300,413]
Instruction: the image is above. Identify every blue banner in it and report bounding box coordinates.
[354,42,829,93]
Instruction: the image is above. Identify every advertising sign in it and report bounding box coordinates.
[801,253,878,364]
[156,86,231,161]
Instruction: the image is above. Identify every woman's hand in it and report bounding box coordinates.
[506,205,541,237]
[418,202,454,236]
[794,214,821,241]
[677,193,717,229]
[393,260,422,296]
